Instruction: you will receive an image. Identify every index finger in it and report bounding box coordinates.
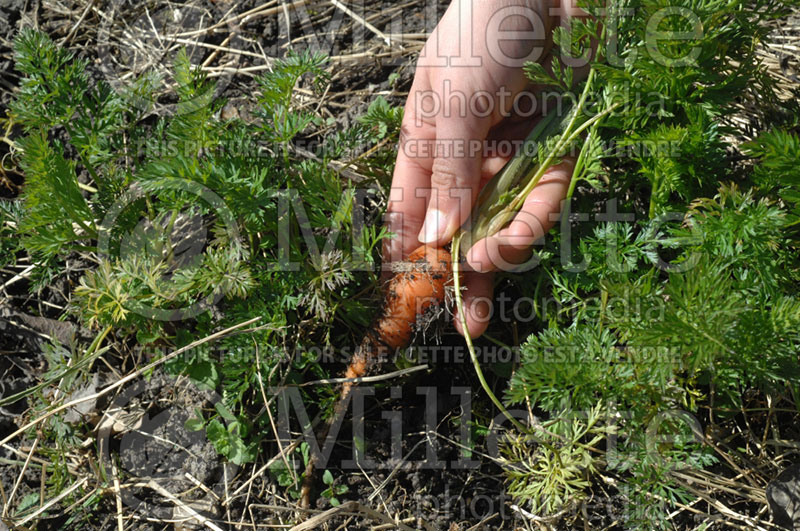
[382,73,436,275]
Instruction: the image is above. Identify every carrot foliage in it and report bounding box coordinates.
[450,0,800,526]
[4,29,398,470]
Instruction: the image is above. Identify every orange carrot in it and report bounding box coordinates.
[300,244,452,508]
[345,244,451,382]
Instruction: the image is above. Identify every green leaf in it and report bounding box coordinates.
[186,360,220,390]
[358,96,403,139]
[184,415,205,432]
[136,328,161,345]
[14,492,40,517]
[523,61,558,86]
[17,133,96,258]
[226,435,255,466]
[214,401,237,422]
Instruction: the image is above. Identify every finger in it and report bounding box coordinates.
[486,117,541,145]
[453,270,495,338]
[481,113,547,174]
[383,74,436,279]
[417,98,493,246]
[465,158,574,273]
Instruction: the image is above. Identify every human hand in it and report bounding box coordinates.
[384,0,589,337]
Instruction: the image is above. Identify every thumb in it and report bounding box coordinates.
[418,113,491,246]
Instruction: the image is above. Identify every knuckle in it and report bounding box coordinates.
[398,123,414,146]
[430,159,458,188]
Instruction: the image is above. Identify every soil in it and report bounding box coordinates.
[98,374,235,525]
[0,0,24,95]
[1,1,799,530]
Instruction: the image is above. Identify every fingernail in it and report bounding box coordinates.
[418,208,447,244]
[470,297,492,321]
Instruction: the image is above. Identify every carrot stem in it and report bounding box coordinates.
[451,233,529,434]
